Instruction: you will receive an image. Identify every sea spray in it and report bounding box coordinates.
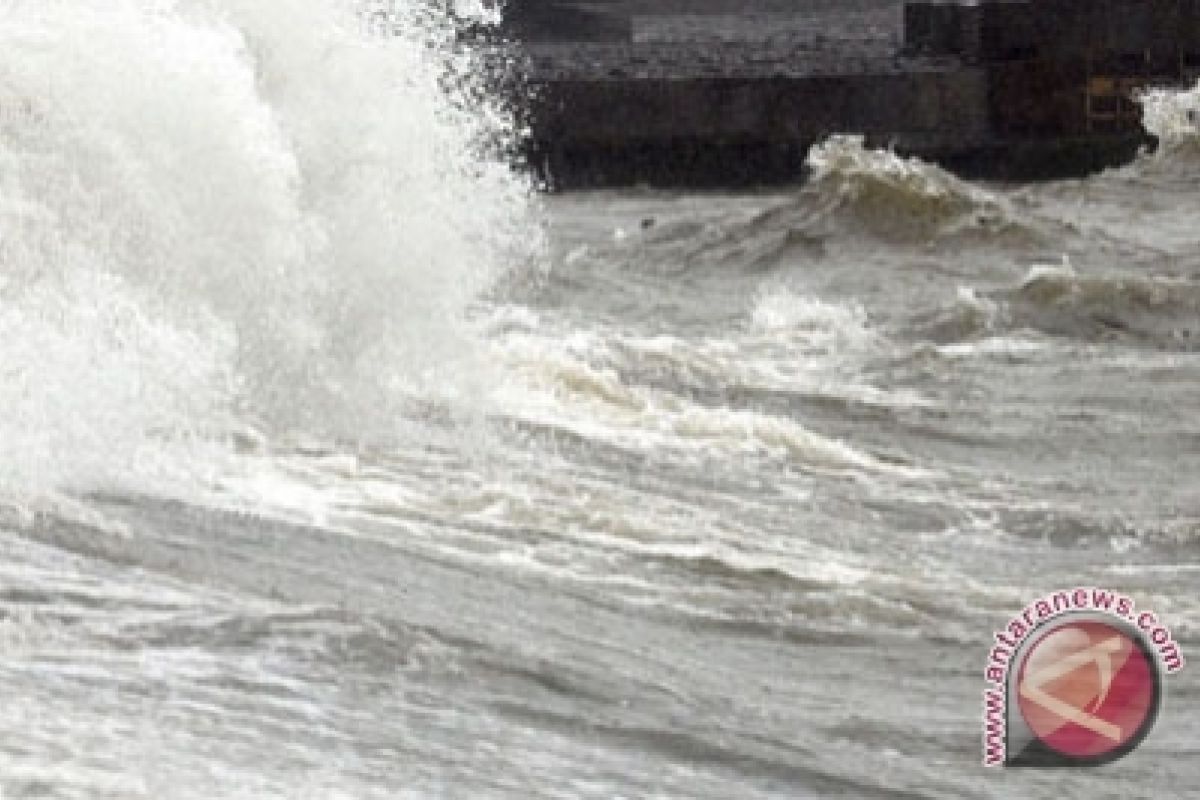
[1139,78,1200,153]
[0,0,535,495]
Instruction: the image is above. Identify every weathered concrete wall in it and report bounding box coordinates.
[904,2,981,57]
[506,0,1194,187]
[908,0,1200,63]
[503,0,631,42]
[525,68,991,185]
[617,0,902,14]
[989,57,1090,136]
[999,0,1179,58]
[532,70,988,142]
[631,9,902,45]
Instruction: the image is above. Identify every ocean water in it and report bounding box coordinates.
[1,2,1199,798]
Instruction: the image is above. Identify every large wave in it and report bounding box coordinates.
[798,135,1019,241]
[648,135,1038,274]
[0,1,535,495]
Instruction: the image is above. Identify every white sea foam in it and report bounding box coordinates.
[1139,79,1200,149]
[0,0,535,496]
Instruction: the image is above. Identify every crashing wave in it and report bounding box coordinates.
[1139,80,1200,156]
[0,0,535,495]
[797,135,1016,241]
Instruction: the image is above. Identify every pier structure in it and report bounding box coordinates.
[498,0,1200,187]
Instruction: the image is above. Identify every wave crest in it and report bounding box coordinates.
[1009,263,1200,346]
[1139,80,1200,156]
[800,135,1015,240]
[909,258,1200,350]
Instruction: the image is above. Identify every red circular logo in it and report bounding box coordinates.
[1017,619,1159,761]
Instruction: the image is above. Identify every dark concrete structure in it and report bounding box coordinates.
[501,1,631,42]
[496,0,1200,188]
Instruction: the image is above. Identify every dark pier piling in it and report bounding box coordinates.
[496,0,1200,188]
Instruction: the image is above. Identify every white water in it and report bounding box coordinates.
[0,0,536,497]
[2,9,1200,795]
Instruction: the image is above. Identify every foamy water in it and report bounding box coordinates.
[1,5,1199,798]
[0,0,535,500]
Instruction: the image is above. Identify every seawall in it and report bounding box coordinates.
[500,0,1200,188]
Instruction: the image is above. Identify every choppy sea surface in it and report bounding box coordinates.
[1,3,1199,798]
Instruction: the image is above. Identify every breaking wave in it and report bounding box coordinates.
[1006,262,1200,346]
[0,0,534,494]
[796,135,1017,241]
[621,136,1040,278]
[909,258,1200,349]
[1139,79,1200,157]
[660,135,1043,270]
